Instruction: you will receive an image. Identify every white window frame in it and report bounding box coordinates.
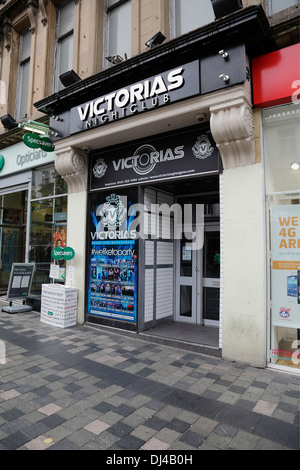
[103,0,131,68]
[170,0,215,39]
[15,28,31,121]
[53,0,74,92]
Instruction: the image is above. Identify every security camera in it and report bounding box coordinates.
[196,113,207,122]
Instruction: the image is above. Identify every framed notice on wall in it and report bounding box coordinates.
[271,205,300,329]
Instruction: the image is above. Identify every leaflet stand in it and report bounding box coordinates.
[2,263,34,314]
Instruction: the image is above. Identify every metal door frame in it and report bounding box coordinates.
[175,220,220,326]
[175,237,202,324]
[202,222,220,327]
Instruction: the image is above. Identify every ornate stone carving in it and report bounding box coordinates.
[210,97,255,170]
[55,147,88,194]
[3,19,12,51]
[27,0,39,33]
[39,0,48,27]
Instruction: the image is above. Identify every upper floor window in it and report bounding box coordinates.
[54,0,74,91]
[16,28,31,120]
[105,0,131,65]
[171,0,215,38]
[266,0,299,15]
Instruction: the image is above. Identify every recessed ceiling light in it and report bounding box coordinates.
[290,161,300,171]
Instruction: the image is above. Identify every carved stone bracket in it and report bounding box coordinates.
[39,0,48,26]
[55,146,88,194]
[210,97,255,170]
[3,19,12,51]
[27,0,39,33]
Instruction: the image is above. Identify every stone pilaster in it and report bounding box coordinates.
[54,146,89,325]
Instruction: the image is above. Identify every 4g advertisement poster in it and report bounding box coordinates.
[88,189,138,325]
[271,205,300,329]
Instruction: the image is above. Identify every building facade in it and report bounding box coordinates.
[0,0,299,370]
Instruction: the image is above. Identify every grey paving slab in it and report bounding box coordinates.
[0,303,299,451]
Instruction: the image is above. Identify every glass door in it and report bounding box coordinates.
[0,190,28,295]
[175,233,202,324]
[175,224,220,325]
[203,226,220,326]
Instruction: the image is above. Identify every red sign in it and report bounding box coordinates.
[252,43,300,108]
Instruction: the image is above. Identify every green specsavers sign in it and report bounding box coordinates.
[0,155,4,172]
[52,247,75,261]
[23,133,55,153]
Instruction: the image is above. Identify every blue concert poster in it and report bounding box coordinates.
[88,189,138,324]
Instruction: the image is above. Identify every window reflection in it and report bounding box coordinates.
[267,0,299,15]
[0,191,28,294]
[106,0,131,62]
[31,165,67,199]
[173,0,214,37]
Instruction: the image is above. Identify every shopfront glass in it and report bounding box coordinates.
[263,103,300,369]
[0,191,28,294]
[29,165,68,298]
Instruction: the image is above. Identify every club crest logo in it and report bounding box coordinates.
[93,158,107,178]
[192,134,214,160]
[98,194,127,230]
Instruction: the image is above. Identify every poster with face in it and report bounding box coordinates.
[88,189,138,324]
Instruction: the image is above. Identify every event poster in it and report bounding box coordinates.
[52,218,67,282]
[88,189,138,324]
[271,205,300,328]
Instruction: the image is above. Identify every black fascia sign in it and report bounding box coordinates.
[68,60,200,135]
[90,127,220,190]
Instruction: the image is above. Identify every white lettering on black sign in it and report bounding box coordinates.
[68,61,200,135]
[77,68,184,122]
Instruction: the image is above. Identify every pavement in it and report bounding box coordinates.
[0,303,299,452]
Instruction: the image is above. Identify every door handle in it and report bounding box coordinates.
[195,267,200,272]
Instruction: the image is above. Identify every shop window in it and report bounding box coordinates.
[170,0,215,38]
[105,0,131,65]
[0,191,28,295]
[263,103,300,370]
[31,165,68,199]
[15,28,31,120]
[263,103,300,193]
[266,0,299,15]
[54,0,74,92]
[29,165,68,297]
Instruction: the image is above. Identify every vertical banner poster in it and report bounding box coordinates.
[271,205,300,328]
[88,189,138,324]
[52,213,67,282]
